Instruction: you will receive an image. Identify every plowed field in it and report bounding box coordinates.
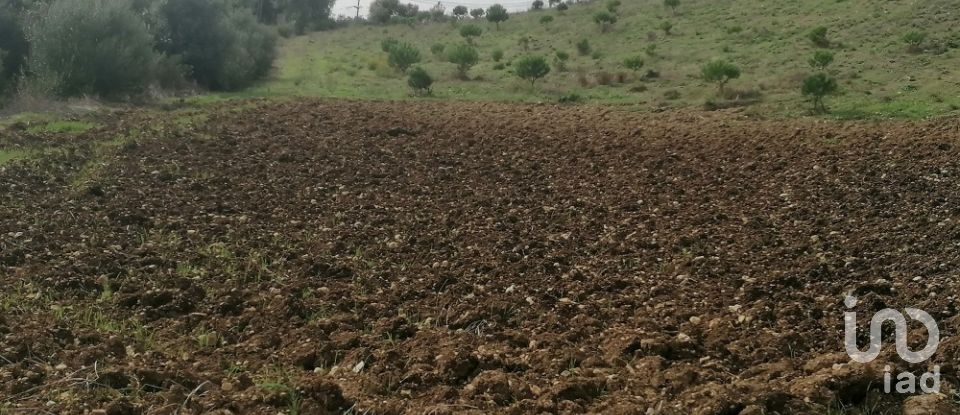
[2,100,960,414]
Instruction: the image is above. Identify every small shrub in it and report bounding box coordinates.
[595,71,613,86]
[902,31,927,53]
[577,72,590,87]
[493,63,505,70]
[645,44,657,57]
[802,72,837,113]
[431,43,446,58]
[591,50,603,60]
[514,55,551,86]
[558,93,583,103]
[518,36,531,51]
[576,38,592,55]
[447,43,479,79]
[554,50,569,71]
[808,50,834,70]
[808,26,829,47]
[660,21,673,35]
[606,0,621,13]
[664,0,680,14]
[623,56,644,72]
[407,66,433,95]
[492,49,504,62]
[381,38,400,52]
[701,59,741,95]
[540,15,554,24]
[663,89,681,100]
[387,42,422,72]
[644,69,660,79]
[593,11,617,33]
[459,24,482,44]
[727,25,743,34]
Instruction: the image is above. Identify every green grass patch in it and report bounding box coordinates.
[26,120,97,134]
[0,149,28,167]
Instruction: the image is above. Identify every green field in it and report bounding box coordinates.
[237,0,960,118]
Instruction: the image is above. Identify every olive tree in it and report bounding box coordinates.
[593,11,617,33]
[514,55,550,87]
[701,59,740,95]
[486,4,508,30]
[447,43,479,79]
[801,73,837,113]
[407,66,433,95]
[387,42,422,72]
[460,24,482,44]
[28,0,162,97]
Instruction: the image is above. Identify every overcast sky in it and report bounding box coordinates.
[331,0,533,19]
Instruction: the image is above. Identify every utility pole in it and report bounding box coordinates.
[352,0,360,19]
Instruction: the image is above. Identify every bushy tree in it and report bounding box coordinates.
[452,5,468,18]
[664,0,679,15]
[429,3,445,21]
[903,31,927,53]
[514,55,550,86]
[159,0,277,91]
[460,24,482,44]
[808,50,834,70]
[556,2,568,12]
[369,0,418,23]
[0,7,27,95]
[387,42,421,72]
[701,59,740,95]
[593,11,617,33]
[469,8,484,19]
[486,4,508,30]
[808,26,829,47]
[623,56,644,72]
[27,0,162,97]
[446,43,478,79]
[540,15,553,24]
[284,0,333,33]
[532,0,544,10]
[553,50,569,71]
[802,73,837,113]
[407,66,432,95]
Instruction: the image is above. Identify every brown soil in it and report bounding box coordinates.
[2,99,960,414]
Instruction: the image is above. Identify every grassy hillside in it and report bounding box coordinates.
[239,0,960,118]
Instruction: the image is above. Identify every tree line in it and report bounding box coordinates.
[0,0,333,102]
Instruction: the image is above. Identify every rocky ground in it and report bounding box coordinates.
[2,100,960,414]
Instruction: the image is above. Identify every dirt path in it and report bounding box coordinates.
[2,100,960,414]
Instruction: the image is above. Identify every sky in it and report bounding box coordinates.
[331,0,533,19]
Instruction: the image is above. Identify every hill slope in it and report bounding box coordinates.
[244,0,960,118]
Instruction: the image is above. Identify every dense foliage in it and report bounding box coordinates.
[27,0,163,97]
[0,0,328,102]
